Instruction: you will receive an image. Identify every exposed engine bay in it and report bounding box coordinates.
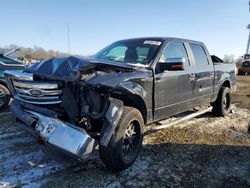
[58,70,125,145]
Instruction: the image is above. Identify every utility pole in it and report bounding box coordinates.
[247,24,250,54]
[246,1,250,54]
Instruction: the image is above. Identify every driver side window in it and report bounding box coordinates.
[103,46,128,61]
[159,42,188,65]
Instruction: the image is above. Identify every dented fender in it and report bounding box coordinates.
[118,81,148,98]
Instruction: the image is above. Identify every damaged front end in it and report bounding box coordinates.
[11,101,96,159]
[4,57,128,160]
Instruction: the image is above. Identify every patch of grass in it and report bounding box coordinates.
[232,76,250,110]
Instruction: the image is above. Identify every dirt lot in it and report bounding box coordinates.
[0,76,249,187]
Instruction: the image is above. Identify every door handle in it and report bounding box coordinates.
[209,72,214,76]
[189,73,195,79]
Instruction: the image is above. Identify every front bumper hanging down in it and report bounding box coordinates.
[11,101,96,160]
[10,97,124,160]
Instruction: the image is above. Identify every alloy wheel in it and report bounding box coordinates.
[122,121,140,158]
[223,93,231,110]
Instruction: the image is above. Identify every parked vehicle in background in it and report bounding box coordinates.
[238,54,250,75]
[5,37,236,172]
[2,48,31,66]
[0,52,25,111]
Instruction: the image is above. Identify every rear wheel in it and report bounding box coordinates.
[99,106,144,172]
[212,86,232,117]
[0,84,10,111]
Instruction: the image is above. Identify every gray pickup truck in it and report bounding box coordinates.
[5,37,236,172]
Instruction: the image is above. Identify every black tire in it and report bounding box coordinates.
[212,86,232,117]
[0,84,10,111]
[99,106,144,172]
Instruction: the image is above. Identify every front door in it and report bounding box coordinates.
[154,42,195,121]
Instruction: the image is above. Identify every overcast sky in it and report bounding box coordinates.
[0,0,249,58]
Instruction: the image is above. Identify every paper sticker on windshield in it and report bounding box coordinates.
[144,40,162,46]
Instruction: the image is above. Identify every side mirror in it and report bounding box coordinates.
[159,57,185,71]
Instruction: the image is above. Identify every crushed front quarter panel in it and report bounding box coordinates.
[100,97,124,146]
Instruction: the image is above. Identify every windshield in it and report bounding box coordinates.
[0,55,23,65]
[5,51,27,64]
[93,39,162,65]
[243,54,250,60]
[242,61,250,68]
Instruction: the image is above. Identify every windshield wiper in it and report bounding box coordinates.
[127,63,149,67]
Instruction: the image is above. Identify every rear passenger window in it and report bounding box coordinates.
[190,44,209,65]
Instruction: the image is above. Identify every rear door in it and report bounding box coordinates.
[188,43,214,105]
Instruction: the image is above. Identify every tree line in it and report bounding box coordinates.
[223,54,243,68]
[0,44,69,60]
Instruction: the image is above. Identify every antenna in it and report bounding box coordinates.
[67,22,71,56]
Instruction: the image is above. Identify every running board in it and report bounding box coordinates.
[145,106,213,135]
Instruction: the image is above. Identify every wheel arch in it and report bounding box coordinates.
[111,92,148,125]
[212,78,232,103]
[221,79,231,89]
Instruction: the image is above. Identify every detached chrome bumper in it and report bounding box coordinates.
[11,101,96,160]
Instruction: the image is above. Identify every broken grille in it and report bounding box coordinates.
[5,71,62,105]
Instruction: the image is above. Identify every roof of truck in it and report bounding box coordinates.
[116,37,202,44]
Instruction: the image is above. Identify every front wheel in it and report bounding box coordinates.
[212,86,232,117]
[0,84,10,111]
[99,106,144,172]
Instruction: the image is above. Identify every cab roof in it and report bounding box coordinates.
[116,37,202,44]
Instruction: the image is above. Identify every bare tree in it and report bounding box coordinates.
[234,56,243,68]
[223,54,235,63]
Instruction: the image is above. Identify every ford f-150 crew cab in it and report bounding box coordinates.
[5,37,236,172]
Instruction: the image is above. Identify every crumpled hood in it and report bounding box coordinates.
[25,56,134,81]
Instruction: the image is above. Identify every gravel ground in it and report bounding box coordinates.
[0,105,249,188]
